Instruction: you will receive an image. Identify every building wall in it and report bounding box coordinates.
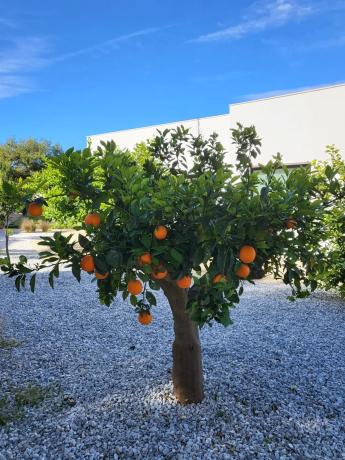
[228,84,345,165]
[88,84,345,166]
[88,114,232,152]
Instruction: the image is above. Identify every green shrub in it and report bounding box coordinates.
[313,146,345,297]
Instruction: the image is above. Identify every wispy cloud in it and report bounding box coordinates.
[192,0,325,43]
[0,37,50,74]
[49,27,162,63]
[0,75,33,99]
[0,27,163,99]
[0,37,49,99]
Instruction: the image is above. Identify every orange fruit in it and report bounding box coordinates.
[154,225,168,240]
[128,279,143,296]
[286,218,297,229]
[95,271,109,280]
[235,264,250,279]
[68,190,80,200]
[80,255,95,272]
[212,274,226,284]
[138,311,152,325]
[138,252,152,265]
[84,213,101,227]
[176,276,192,289]
[239,245,256,264]
[27,202,43,217]
[152,266,168,280]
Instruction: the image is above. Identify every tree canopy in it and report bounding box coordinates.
[0,138,63,180]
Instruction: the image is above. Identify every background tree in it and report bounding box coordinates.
[0,138,63,180]
[2,125,341,404]
[23,161,87,228]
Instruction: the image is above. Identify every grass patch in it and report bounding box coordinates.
[0,338,22,349]
[0,396,22,426]
[14,385,48,407]
[0,383,60,426]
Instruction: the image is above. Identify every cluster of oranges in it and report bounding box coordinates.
[211,244,257,286]
[80,210,298,325]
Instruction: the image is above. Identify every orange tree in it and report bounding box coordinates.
[1,125,338,404]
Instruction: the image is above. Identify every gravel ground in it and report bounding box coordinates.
[0,271,344,460]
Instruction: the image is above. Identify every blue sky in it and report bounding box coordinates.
[1,0,345,149]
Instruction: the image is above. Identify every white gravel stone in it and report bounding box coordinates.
[0,271,344,459]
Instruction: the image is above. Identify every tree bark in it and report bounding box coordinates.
[160,279,204,404]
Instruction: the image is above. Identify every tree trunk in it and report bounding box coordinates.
[160,279,204,404]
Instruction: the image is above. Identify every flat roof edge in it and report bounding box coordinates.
[231,82,345,107]
[88,112,230,139]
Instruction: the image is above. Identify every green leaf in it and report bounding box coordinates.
[30,274,36,293]
[141,234,152,249]
[48,271,54,289]
[94,256,108,273]
[15,276,21,292]
[130,295,138,306]
[78,234,92,250]
[310,279,317,291]
[105,250,122,267]
[71,262,81,282]
[218,306,232,327]
[146,291,157,306]
[170,248,183,264]
[53,263,59,278]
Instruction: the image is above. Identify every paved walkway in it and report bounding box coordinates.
[0,230,77,260]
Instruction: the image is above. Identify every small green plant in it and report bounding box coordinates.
[14,385,48,406]
[0,383,58,426]
[0,337,22,349]
[0,396,22,426]
[263,436,273,445]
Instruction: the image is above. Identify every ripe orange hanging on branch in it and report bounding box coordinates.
[68,190,80,201]
[235,264,250,279]
[138,311,152,325]
[154,225,168,240]
[152,265,168,280]
[127,279,143,296]
[27,202,43,217]
[84,212,101,227]
[95,271,109,280]
[212,274,226,284]
[239,245,256,264]
[177,275,192,289]
[138,252,152,265]
[286,218,297,229]
[80,255,95,272]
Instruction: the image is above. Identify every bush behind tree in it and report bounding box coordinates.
[312,146,345,297]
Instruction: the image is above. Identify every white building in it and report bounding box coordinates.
[88,83,345,166]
